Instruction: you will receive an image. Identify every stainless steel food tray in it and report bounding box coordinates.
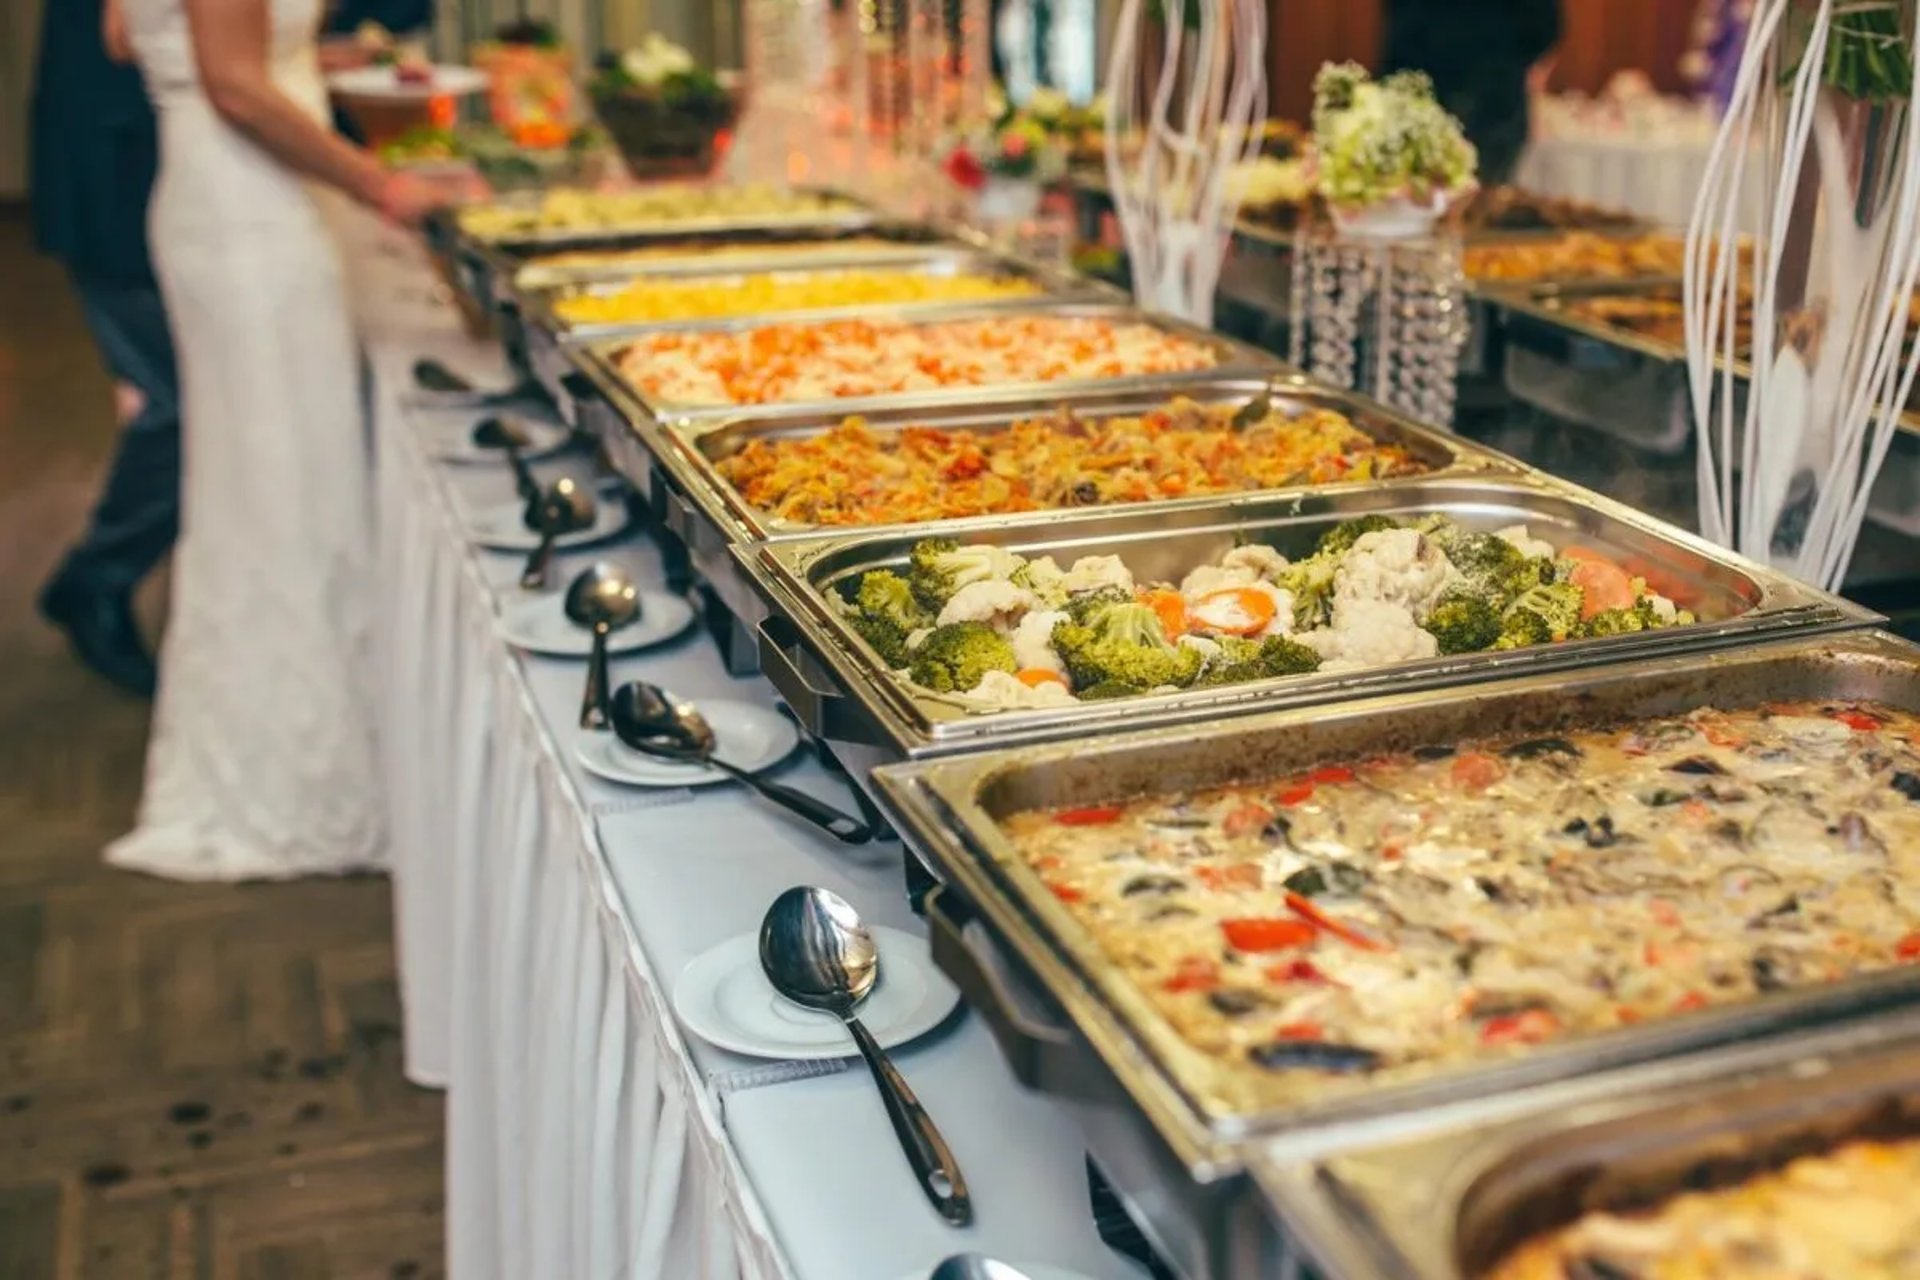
[523,247,1103,342]
[564,299,1285,452]
[653,374,1522,626]
[1260,1010,1920,1279]
[445,189,884,317]
[504,222,974,293]
[873,629,1920,1278]
[453,185,878,251]
[744,475,1873,765]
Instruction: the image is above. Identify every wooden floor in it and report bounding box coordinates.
[0,210,446,1279]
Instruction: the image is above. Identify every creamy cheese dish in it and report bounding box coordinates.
[516,235,916,284]
[1488,1133,1920,1279]
[612,315,1220,406]
[1004,701,1920,1107]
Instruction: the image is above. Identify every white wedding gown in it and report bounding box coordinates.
[112,0,384,879]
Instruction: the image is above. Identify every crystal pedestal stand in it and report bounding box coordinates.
[1288,229,1468,428]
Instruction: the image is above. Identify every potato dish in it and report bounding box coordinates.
[611,315,1220,407]
[456,184,860,240]
[713,396,1426,527]
[552,266,1039,327]
[1006,700,1920,1107]
[1490,1132,1920,1279]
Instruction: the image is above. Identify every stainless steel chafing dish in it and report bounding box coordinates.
[871,630,1920,1280]
[514,250,1117,402]
[442,187,882,317]
[652,374,1521,633]
[1261,1011,1920,1279]
[1488,279,1920,533]
[563,299,1285,465]
[743,475,1873,770]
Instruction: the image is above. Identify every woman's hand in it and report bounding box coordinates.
[372,169,485,227]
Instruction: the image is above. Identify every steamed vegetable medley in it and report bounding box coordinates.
[839,516,1696,708]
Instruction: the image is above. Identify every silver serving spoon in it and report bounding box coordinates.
[564,563,642,730]
[519,478,595,590]
[608,683,870,844]
[929,1257,1034,1280]
[759,886,971,1225]
[472,416,539,502]
[412,356,536,407]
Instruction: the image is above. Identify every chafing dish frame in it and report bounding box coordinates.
[1259,1010,1920,1280]
[744,474,1874,762]
[873,629,1920,1278]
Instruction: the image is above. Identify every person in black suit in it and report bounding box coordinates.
[30,0,177,696]
[1384,0,1564,185]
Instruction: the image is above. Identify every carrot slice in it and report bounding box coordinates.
[1450,752,1506,792]
[1016,668,1069,689]
[1220,917,1319,952]
[1137,588,1189,638]
[1188,587,1278,637]
[1568,559,1636,619]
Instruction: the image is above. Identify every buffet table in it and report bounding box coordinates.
[341,216,1145,1280]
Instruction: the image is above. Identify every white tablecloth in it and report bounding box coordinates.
[1514,134,1768,231]
[345,219,1139,1280]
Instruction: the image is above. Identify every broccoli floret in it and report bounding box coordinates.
[1194,634,1322,688]
[853,570,928,630]
[906,621,1017,693]
[1446,531,1526,578]
[1489,610,1553,651]
[1076,680,1138,701]
[1061,584,1134,624]
[1497,581,1584,647]
[1253,634,1321,676]
[1275,552,1340,629]
[1050,616,1204,692]
[845,569,932,666]
[1314,514,1400,558]
[1422,588,1503,654]
[1443,533,1555,607]
[1577,606,1646,639]
[851,616,915,667]
[906,538,1023,611]
[1091,602,1168,647]
[1409,513,1465,551]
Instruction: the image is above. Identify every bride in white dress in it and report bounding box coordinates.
[108,0,445,879]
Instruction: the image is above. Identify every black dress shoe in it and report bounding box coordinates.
[37,574,158,697]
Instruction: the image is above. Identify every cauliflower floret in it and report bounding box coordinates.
[905,626,934,652]
[1221,543,1290,580]
[1009,608,1070,677]
[1494,523,1557,563]
[1063,554,1135,596]
[1299,597,1440,672]
[1332,528,1459,621]
[1643,593,1679,624]
[936,580,1040,631]
[1177,634,1223,663]
[1180,562,1261,598]
[963,669,1079,709]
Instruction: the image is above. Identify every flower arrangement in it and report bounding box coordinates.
[944,90,1082,191]
[589,34,736,177]
[1309,63,1477,221]
[473,20,575,147]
